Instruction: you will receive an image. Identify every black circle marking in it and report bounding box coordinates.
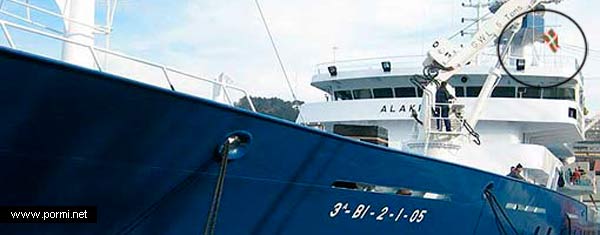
[495,8,588,88]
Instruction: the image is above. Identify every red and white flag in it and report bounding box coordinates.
[543,29,560,53]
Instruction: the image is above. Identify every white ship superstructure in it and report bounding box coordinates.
[299,0,588,193]
[300,53,583,182]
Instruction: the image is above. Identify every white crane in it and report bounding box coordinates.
[407,0,564,160]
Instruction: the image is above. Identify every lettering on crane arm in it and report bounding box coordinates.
[470,31,496,50]
[470,2,526,50]
[506,5,525,21]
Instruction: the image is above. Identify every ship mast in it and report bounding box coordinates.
[55,0,96,68]
[461,0,491,65]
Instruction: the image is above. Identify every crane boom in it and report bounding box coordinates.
[425,0,542,77]
[415,0,562,148]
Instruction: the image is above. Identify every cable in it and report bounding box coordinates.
[204,138,233,235]
[563,43,600,53]
[254,0,298,102]
[488,191,519,235]
[448,11,493,40]
[484,189,520,235]
[411,108,423,126]
[463,120,481,145]
[254,0,305,123]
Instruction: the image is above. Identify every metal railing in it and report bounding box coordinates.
[0,19,256,112]
[586,113,600,134]
[314,50,581,80]
[0,0,112,34]
[560,163,597,193]
[563,172,596,188]
[430,103,466,135]
[479,52,580,71]
[314,55,425,77]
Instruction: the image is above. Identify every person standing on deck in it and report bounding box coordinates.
[573,169,581,185]
[508,164,526,181]
[567,168,573,184]
[435,81,455,132]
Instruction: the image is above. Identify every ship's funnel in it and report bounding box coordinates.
[55,0,96,68]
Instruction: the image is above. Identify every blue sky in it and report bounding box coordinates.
[1,0,599,111]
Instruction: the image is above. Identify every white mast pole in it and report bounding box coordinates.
[56,0,96,68]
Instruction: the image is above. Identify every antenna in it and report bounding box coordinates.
[332,46,338,63]
[460,0,491,64]
[460,0,491,37]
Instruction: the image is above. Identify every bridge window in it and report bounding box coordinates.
[395,87,417,98]
[466,86,482,97]
[543,88,576,100]
[353,89,373,99]
[518,87,541,98]
[334,90,353,100]
[455,86,465,97]
[333,85,577,102]
[373,88,394,98]
[492,86,516,98]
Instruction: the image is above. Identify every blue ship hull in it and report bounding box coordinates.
[0,47,596,234]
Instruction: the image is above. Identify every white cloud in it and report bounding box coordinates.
[109,0,600,112]
[110,0,467,102]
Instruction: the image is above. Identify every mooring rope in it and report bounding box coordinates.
[203,138,233,235]
[484,188,520,235]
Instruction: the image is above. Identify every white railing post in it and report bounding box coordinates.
[0,22,14,48]
[221,85,233,105]
[244,94,256,112]
[160,66,175,91]
[25,0,30,21]
[88,46,102,71]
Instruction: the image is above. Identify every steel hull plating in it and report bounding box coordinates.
[0,48,592,234]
